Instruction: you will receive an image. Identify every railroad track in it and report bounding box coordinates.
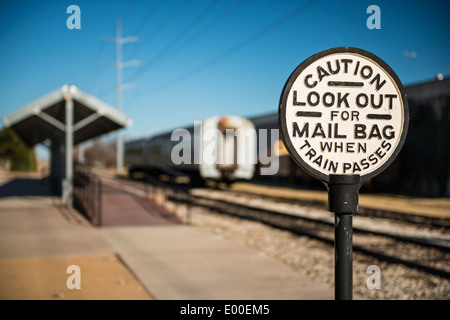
[92,173,450,279]
[172,188,450,279]
[222,185,450,229]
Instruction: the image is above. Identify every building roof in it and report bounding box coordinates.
[405,76,450,102]
[1,84,132,147]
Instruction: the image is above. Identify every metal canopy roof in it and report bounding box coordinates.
[2,84,133,147]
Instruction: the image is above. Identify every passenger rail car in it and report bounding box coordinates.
[124,116,256,184]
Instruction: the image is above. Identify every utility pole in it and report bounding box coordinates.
[104,19,139,173]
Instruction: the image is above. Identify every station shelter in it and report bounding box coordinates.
[2,84,132,205]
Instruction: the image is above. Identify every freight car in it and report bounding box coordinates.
[124,116,256,185]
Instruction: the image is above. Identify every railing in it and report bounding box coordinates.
[73,164,102,226]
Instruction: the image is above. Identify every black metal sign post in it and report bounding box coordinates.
[278,47,409,300]
[328,174,359,300]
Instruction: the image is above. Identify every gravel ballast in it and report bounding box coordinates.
[170,203,450,300]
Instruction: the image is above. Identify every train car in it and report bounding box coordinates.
[124,116,256,184]
[249,111,418,192]
[249,113,321,188]
[248,75,450,196]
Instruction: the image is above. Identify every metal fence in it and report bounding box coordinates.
[73,164,102,226]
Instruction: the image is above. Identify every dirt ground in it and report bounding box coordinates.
[0,253,154,300]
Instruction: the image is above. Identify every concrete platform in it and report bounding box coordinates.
[0,176,153,299]
[0,196,112,260]
[101,225,333,300]
[0,194,153,299]
[100,183,181,226]
[0,176,333,300]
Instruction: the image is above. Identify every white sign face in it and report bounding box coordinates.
[279,47,408,183]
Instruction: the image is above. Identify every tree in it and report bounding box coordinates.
[0,128,36,171]
[83,139,116,168]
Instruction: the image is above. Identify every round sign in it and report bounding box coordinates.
[279,47,409,184]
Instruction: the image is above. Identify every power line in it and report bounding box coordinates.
[170,0,246,53]
[125,0,246,107]
[122,0,140,21]
[145,0,318,92]
[131,0,164,35]
[130,0,193,58]
[140,0,247,71]
[129,0,221,81]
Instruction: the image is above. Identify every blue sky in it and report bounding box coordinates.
[0,0,449,158]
